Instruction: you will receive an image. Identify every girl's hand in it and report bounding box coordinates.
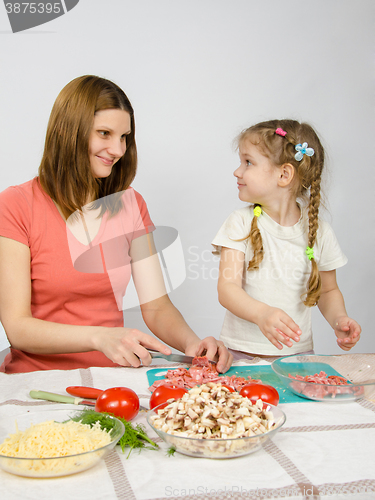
[93,327,172,368]
[256,305,302,350]
[334,316,361,351]
[184,336,233,373]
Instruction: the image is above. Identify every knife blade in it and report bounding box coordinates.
[30,390,95,407]
[147,350,216,365]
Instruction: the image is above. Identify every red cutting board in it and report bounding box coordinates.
[147,364,309,404]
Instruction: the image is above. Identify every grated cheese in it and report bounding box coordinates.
[0,419,112,477]
[0,419,111,458]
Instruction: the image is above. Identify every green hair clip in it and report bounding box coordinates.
[305,246,314,260]
[253,206,262,217]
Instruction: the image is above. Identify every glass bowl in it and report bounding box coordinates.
[0,409,125,478]
[146,399,286,459]
[271,353,375,402]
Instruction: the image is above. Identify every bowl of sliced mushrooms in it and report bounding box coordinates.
[146,382,286,459]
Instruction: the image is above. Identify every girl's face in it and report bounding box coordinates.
[88,108,131,178]
[234,139,279,206]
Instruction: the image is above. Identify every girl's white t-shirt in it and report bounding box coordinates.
[211,206,348,355]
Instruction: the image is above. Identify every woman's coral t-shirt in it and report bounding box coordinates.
[0,178,154,373]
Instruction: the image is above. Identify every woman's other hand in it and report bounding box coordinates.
[185,336,233,373]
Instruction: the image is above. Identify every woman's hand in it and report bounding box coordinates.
[256,304,302,350]
[334,316,361,351]
[184,336,233,373]
[93,327,172,368]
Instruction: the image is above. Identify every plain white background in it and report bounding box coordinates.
[0,1,374,357]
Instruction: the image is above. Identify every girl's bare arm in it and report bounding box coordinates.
[217,247,301,350]
[318,270,361,350]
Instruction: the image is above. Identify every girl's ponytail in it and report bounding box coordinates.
[247,204,264,271]
[304,171,322,306]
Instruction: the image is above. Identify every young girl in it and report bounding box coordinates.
[212,119,361,359]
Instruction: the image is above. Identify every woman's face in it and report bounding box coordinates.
[88,108,131,178]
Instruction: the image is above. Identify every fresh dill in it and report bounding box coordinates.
[72,409,158,458]
[70,410,116,433]
[166,446,176,457]
[119,420,159,458]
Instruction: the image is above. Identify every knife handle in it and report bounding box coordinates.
[29,390,83,405]
[66,386,103,399]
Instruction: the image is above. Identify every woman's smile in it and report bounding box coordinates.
[89,109,131,178]
[96,155,115,166]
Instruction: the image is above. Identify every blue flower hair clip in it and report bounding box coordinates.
[295,142,314,162]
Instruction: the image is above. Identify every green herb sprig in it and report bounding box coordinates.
[166,446,176,457]
[71,410,158,458]
[119,420,158,458]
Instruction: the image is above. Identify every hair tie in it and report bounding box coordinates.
[275,128,287,137]
[295,143,315,161]
[253,205,262,217]
[305,246,314,260]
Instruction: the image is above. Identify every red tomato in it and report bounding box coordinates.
[149,385,188,410]
[95,387,140,420]
[240,383,279,406]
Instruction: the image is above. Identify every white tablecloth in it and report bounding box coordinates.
[1,359,375,500]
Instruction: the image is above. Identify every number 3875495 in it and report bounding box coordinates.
[5,3,62,14]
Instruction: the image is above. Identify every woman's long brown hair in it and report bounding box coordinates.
[38,75,137,219]
[238,119,325,307]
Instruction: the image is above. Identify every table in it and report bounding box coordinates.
[1,359,375,500]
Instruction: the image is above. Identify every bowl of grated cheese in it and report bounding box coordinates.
[0,408,125,477]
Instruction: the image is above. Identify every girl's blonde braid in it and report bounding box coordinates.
[304,172,322,306]
[247,204,264,271]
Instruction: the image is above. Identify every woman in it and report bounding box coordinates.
[0,75,232,373]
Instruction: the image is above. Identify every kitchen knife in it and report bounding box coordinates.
[30,390,95,407]
[147,350,216,365]
[31,390,148,411]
